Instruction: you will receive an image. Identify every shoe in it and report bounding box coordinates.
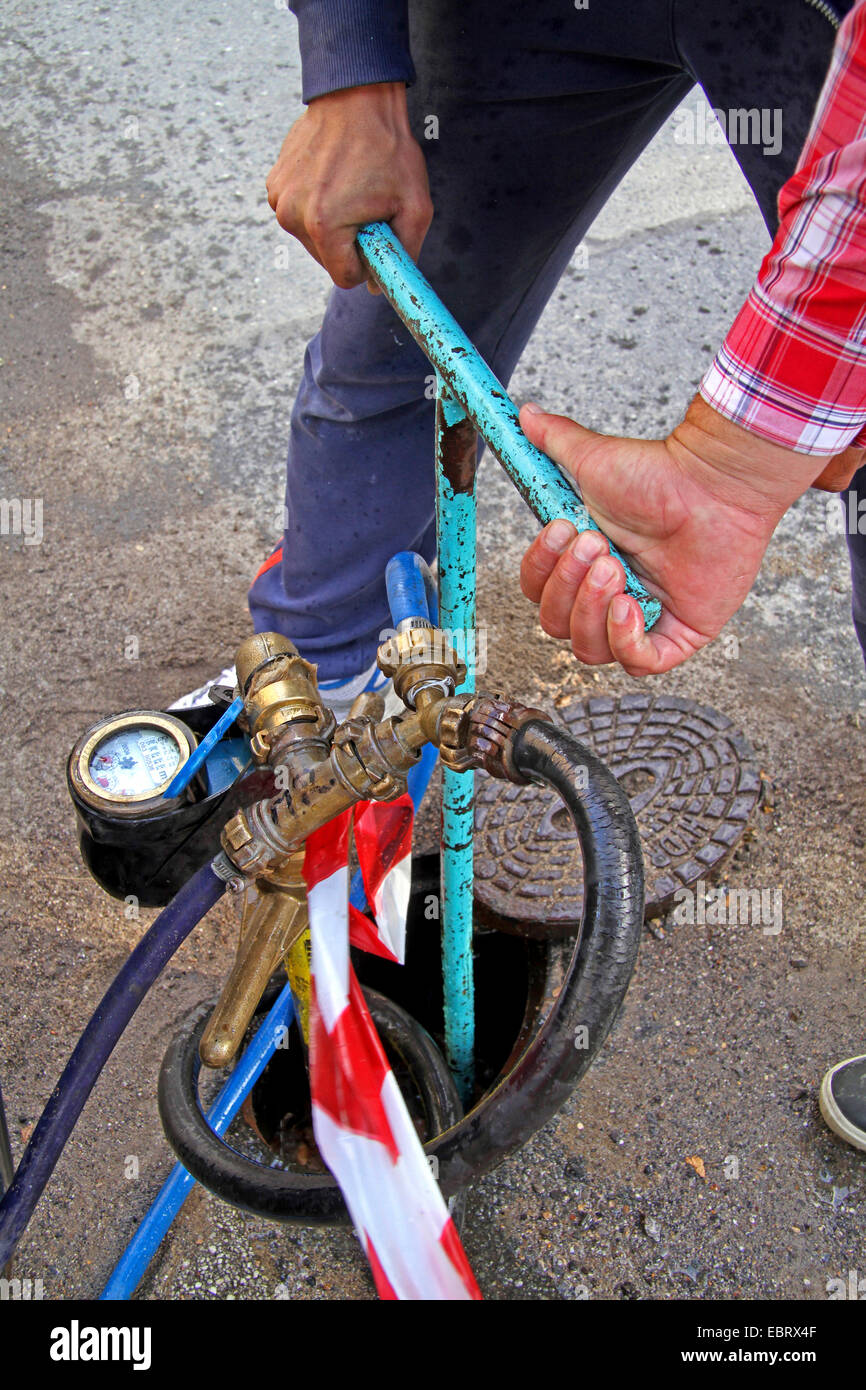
[819,1054,866,1152]
[169,657,402,721]
[169,666,237,711]
[319,658,403,721]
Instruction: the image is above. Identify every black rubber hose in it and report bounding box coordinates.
[429,719,645,1193]
[159,721,643,1219]
[0,862,224,1267]
[158,987,464,1225]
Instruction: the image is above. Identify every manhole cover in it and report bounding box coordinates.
[473,693,760,935]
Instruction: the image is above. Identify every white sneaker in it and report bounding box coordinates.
[169,666,237,711]
[319,658,404,721]
[169,658,403,720]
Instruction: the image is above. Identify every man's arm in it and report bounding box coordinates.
[519,1,866,677]
[699,0,866,457]
[267,5,431,289]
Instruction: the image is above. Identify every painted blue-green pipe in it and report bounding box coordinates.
[435,388,477,1104]
[356,221,661,630]
[101,984,294,1300]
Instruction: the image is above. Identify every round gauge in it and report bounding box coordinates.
[69,712,198,817]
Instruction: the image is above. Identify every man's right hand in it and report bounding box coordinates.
[266,82,433,291]
[518,396,833,677]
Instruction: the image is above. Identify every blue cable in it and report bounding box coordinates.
[101,984,294,1300]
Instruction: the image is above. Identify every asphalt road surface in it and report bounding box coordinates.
[0,2,864,1301]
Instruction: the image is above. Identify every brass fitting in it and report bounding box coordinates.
[220,707,429,881]
[331,714,420,801]
[200,850,308,1068]
[208,630,550,1070]
[435,696,477,774]
[437,693,547,783]
[235,632,335,766]
[209,633,471,1066]
[221,798,292,879]
[377,621,467,710]
[348,689,386,722]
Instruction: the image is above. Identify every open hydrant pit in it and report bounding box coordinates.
[161,850,566,1223]
[158,720,645,1223]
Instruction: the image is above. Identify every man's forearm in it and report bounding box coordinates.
[289,0,415,103]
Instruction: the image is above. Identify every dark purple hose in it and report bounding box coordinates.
[0,862,223,1267]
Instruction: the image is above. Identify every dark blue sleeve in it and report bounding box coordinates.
[289,0,416,103]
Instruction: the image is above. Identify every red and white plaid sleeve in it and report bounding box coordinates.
[699,0,866,456]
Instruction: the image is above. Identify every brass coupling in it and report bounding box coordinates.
[221,797,292,879]
[437,693,547,783]
[377,621,467,711]
[331,714,419,802]
[235,632,335,765]
[221,709,429,879]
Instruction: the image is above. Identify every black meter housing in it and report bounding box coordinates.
[67,704,272,907]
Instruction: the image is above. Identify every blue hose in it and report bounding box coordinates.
[101,984,294,1300]
[0,862,224,1269]
[386,551,431,626]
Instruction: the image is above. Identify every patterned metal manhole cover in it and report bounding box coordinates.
[473,693,761,936]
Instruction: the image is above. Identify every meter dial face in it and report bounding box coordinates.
[88,726,182,799]
[69,712,197,816]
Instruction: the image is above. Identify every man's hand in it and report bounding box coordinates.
[266,82,432,291]
[519,396,836,676]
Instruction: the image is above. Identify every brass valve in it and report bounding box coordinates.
[199,852,308,1068]
[331,714,420,802]
[206,632,547,1068]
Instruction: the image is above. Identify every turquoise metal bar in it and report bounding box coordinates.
[435,382,477,1103]
[356,221,661,629]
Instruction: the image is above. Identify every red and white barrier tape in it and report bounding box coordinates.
[348,795,413,964]
[303,808,481,1301]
